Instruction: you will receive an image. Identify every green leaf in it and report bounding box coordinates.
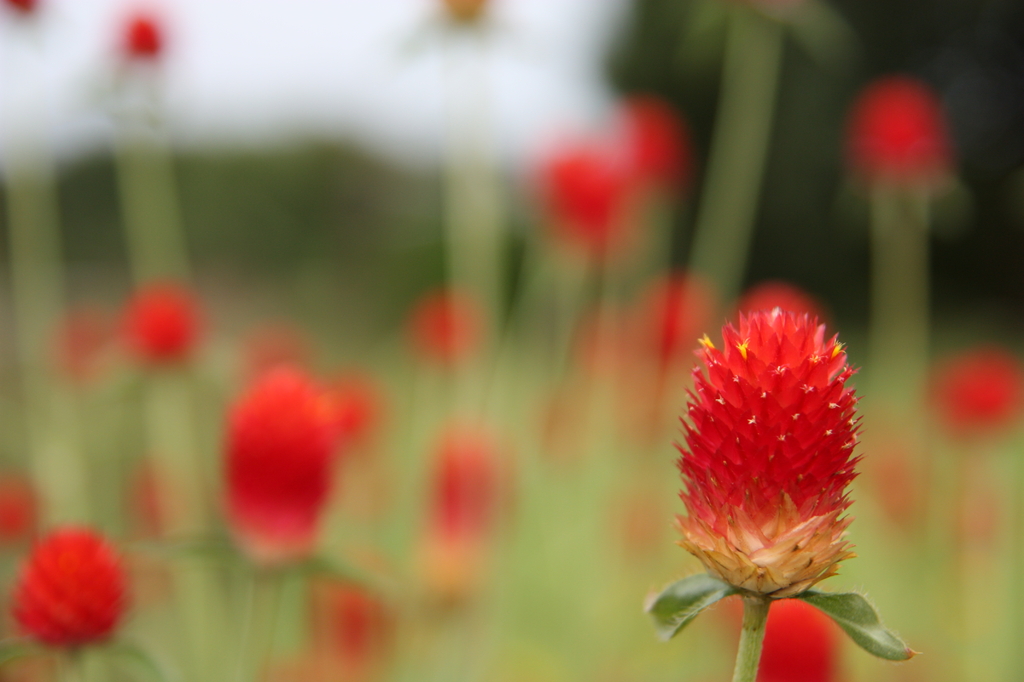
[0,639,45,668]
[645,574,738,642]
[797,590,915,661]
[106,641,170,682]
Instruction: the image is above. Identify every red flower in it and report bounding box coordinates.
[122,281,202,365]
[124,14,162,60]
[677,310,859,596]
[540,142,632,258]
[12,528,127,647]
[634,272,716,366]
[327,373,384,450]
[846,76,952,187]
[736,281,827,323]
[619,96,693,194]
[930,347,1024,438]
[408,289,481,366]
[320,585,393,673]
[430,428,501,542]
[757,598,839,682]
[225,367,340,564]
[0,474,36,545]
[3,0,38,15]
[442,0,487,23]
[53,305,115,384]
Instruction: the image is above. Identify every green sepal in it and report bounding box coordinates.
[0,639,45,668]
[645,574,738,642]
[105,641,170,682]
[797,590,915,661]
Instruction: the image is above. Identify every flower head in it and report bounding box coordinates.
[124,13,162,60]
[677,310,859,597]
[430,428,501,542]
[225,367,340,565]
[540,141,632,259]
[442,0,487,24]
[408,289,481,366]
[757,598,839,682]
[122,281,202,365]
[0,474,36,545]
[930,347,1024,439]
[12,528,127,647]
[619,96,693,195]
[4,0,38,15]
[846,76,952,187]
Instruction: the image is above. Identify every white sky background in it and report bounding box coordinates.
[0,0,632,169]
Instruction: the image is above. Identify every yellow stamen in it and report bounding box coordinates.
[699,334,716,350]
[831,343,844,359]
[737,340,750,360]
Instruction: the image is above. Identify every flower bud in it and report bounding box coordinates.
[124,13,162,60]
[122,281,202,366]
[930,346,1024,439]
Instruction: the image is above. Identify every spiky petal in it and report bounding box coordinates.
[677,310,860,597]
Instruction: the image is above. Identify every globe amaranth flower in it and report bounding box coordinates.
[124,13,163,60]
[930,346,1024,439]
[845,76,952,188]
[618,96,694,196]
[0,473,36,545]
[407,289,482,366]
[12,528,128,647]
[677,309,860,597]
[3,0,38,15]
[226,367,340,565]
[122,281,202,365]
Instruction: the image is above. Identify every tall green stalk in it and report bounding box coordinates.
[731,596,771,682]
[687,6,784,305]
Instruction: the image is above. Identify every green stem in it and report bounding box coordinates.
[234,569,284,682]
[731,596,771,682]
[687,6,784,305]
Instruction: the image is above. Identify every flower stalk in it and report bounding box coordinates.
[731,596,771,682]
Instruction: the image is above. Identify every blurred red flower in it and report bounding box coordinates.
[678,311,859,596]
[758,599,839,682]
[319,584,393,675]
[122,281,202,365]
[0,474,36,545]
[3,0,37,15]
[430,427,501,542]
[225,367,340,564]
[124,13,162,60]
[540,142,632,259]
[53,305,115,384]
[619,96,693,195]
[930,347,1024,438]
[408,289,481,366]
[846,76,952,187]
[634,271,716,366]
[442,0,487,23]
[12,528,127,647]
[736,280,827,323]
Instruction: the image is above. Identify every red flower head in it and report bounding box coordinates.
[4,0,38,15]
[846,76,953,187]
[124,13,163,60]
[317,584,393,673]
[53,305,115,384]
[226,367,340,565]
[122,281,202,365]
[12,528,127,647]
[442,0,487,23]
[677,310,859,597]
[757,598,839,682]
[930,347,1024,439]
[540,141,632,259]
[737,281,827,323]
[0,474,36,545]
[619,96,694,195]
[634,272,716,366]
[326,373,384,450]
[430,428,501,543]
[408,289,481,366]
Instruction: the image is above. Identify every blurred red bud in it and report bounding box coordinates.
[442,0,487,23]
[124,13,163,60]
[408,289,481,366]
[930,347,1024,439]
[122,281,202,366]
[4,0,38,15]
[633,271,716,367]
[0,474,36,546]
[619,96,694,195]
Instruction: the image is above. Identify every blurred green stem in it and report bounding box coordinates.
[687,6,783,305]
[731,596,771,682]
[114,128,191,283]
[234,569,284,682]
[868,186,930,409]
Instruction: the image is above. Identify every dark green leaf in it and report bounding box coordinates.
[645,574,738,642]
[106,641,170,682]
[797,590,915,661]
